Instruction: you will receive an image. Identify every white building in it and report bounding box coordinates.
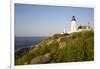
[78,24,92,31]
[61,16,92,34]
[71,16,77,32]
[70,16,92,33]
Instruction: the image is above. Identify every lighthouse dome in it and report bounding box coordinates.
[72,16,76,21]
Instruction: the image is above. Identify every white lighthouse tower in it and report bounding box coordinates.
[71,16,77,32]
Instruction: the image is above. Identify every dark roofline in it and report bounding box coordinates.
[72,16,76,21]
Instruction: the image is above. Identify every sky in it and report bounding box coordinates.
[15,4,94,37]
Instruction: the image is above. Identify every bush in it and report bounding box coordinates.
[15,31,94,65]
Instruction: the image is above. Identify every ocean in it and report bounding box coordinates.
[15,37,47,52]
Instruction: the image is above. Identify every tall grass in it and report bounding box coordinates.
[15,31,94,65]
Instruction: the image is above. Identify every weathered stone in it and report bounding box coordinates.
[30,53,51,64]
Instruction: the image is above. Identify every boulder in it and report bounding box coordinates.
[30,53,51,64]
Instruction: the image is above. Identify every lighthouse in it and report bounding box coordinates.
[71,16,77,32]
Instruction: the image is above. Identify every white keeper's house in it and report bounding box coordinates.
[61,16,92,34]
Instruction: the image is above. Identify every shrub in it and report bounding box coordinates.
[15,31,94,65]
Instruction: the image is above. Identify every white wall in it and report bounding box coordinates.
[71,21,77,32]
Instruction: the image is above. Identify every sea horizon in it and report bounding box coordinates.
[15,36,47,52]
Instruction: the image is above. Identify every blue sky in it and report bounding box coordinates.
[15,4,94,37]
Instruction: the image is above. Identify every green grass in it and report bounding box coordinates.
[15,31,94,65]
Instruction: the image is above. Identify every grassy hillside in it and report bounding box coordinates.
[15,31,94,65]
